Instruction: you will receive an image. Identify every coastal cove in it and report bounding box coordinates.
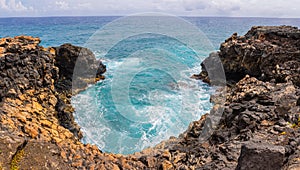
[0,16,299,169]
[1,16,300,155]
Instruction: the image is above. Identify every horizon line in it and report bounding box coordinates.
[0,15,299,20]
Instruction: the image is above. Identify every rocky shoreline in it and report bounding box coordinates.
[0,26,299,169]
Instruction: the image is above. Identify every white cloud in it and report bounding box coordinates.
[0,0,31,11]
[55,1,69,10]
[77,2,92,9]
[0,0,299,18]
[181,0,208,10]
[0,0,9,10]
[211,0,241,11]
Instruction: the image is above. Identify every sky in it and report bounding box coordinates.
[0,0,299,18]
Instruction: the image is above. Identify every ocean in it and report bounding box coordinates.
[1,16,299,154]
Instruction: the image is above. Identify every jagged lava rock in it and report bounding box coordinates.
[195,26,300,86]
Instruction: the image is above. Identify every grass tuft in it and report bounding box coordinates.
[10,148,25,170]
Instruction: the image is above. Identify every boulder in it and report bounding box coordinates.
[236,142,285,170]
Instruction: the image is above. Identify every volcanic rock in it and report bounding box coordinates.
[195,26,300,87]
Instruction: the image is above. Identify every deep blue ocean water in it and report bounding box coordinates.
[1,16,299,154]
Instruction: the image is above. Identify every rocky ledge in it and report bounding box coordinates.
[0,26,300,170]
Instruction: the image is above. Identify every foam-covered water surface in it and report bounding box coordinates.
[72,57,214,154]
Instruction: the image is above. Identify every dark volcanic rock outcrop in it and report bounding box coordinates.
[1,26,300,170]
[0,36,54,101]
[54,43,106,94]
[189,26,300,169]
[195,26,300,87]
[0,36,106,140]
[0,36,109,169]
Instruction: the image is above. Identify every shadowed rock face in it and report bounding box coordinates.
[0,26,300,170]
[54,43,106,94]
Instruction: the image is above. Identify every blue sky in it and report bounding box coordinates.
[0,0,299,18]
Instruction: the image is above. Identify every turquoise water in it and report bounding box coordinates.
[1,16,299,154]
[72,26,215,153]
